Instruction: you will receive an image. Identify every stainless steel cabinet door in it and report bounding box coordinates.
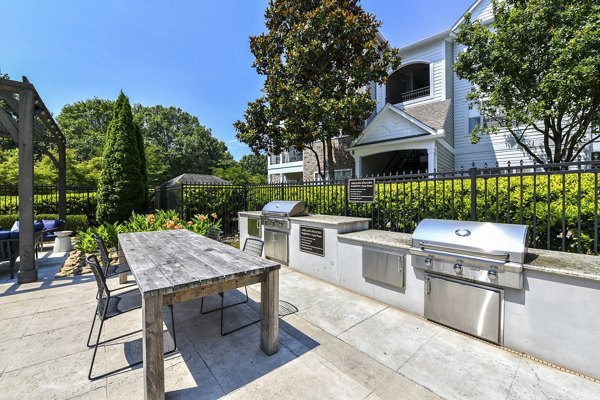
[362,247,405,289]
[248,218,261,238]
[425,274,503,344]
[264,230,288,264]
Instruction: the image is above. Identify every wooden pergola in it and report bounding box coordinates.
[0,76,67,283]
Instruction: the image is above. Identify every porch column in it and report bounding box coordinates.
[17,88,37,283]
[428,143,437,173]
[354,155,362,178]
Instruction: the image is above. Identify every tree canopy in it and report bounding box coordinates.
[234,0,400,179]
[454,0,600,163]
[57,99,235,185]
[96,92,147,223]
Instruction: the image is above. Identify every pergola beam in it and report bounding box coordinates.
[0,76,67,283]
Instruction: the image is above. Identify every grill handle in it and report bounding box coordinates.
[417,243,509,263]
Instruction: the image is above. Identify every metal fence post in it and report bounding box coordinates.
[180,183,184,220]
[469,166,477,221]
[280,181,285,200]
[344,178,349,216]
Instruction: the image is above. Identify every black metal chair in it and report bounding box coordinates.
[206,227,222,241]
[85,254,177,380]
[94,236,136,289]
[200,237,264,335]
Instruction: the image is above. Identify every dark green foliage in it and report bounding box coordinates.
[134,122,149,210]
[96,92,146,223]
[234,0,400,179]
[0,214,89,233]
[454,0,600,163]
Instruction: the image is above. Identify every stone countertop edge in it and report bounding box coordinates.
[289,214,371,226]
[238,211,262,217]
[338,229,600,282]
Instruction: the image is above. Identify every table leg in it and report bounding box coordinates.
[260,269,279,355]
[142,293,165,400]
[118,248,128,284]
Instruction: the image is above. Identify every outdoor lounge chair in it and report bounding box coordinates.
[200,237,264,335]
[1,223,44,279]
[85,254,177,380]
[206,227,222,241]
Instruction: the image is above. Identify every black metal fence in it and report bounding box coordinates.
[0,185,97,219]
[155,160,600,255]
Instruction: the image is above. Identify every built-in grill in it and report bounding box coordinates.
[410,219,529,344]
[261,201,309,264]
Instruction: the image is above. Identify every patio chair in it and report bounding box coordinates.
[206,227,222,241]
[200,237,264,335]
[94,236,135,285]
[85,254,177,380]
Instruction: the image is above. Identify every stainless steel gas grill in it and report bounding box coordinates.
[261,201,309,264]
[410,219,529,344]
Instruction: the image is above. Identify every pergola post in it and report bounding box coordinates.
[57,142,67,221]
[17,88,37,283]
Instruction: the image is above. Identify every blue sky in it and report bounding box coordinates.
[1,0,474,160]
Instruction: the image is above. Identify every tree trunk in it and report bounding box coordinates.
[326,136,335,182]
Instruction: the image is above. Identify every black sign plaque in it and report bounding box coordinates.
[348,178,375,203]
[299,226,325,257]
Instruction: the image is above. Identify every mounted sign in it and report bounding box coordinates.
[299,226,324,257]
[348,178,375,203]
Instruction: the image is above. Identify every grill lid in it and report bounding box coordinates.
[412,219,529,264]
[262,200,309,217]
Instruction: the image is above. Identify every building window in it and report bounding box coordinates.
[314,169,353,181]
[386,63,431,104]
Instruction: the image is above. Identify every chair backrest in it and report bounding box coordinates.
[243,237,264,258]
[86,254,109,302]
[94,236,112,275]
[206,227,222,241]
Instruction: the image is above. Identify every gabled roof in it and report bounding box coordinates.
[403,100,452,132]
[350,103,447,148]
[160,173,230,187]
[451,0,486,32]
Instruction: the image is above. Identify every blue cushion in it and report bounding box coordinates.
[0,230,10,240]
[42,220,57,230]
[34,221,44,232]
[9,230,19,239]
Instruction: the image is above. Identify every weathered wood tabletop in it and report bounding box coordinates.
[118,229,281,400]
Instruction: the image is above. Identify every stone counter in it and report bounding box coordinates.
[339,229,600,282]
[290,214,371,227]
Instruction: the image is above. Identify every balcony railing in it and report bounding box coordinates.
[270,150,303,165]
[385,86,430,104]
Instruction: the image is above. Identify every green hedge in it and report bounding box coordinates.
[0,192,97,215]
[181,174,598,254]
[0,214,89,233]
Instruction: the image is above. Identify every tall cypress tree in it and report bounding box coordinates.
[96,92,145,223]
[134,121,149,211]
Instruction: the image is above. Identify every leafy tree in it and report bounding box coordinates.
[239,153,267,177]
[133,121,149,209]
[213,164,265,184]
[96,92,146,223]
[234,0,400,179]
[56,98,115,161]
[454,0,600,164]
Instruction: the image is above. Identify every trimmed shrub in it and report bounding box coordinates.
[0,214,89,233]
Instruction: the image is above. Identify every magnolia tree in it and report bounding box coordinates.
[455,0,600,164]
[234,0,400,179]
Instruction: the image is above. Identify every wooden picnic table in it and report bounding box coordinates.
[118,229,281,400]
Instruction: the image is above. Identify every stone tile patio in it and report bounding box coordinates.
[1,249,599,399]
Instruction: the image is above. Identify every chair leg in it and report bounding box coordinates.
[165,304,177,355]
[86,311,98,348]
[202,288,249,315]
[88,316,106,380]
[220,287,260,336]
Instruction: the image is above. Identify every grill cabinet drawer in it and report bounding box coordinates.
[248,218,261,238]
[362,247,405,289]
[264,229,288,264]
[425,274,503,344]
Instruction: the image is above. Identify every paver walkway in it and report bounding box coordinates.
[1,249,599,399]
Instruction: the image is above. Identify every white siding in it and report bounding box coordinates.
[436,141,454,172]
[401,40,445,104]
[361,112,428,145]
[470,0,494,23]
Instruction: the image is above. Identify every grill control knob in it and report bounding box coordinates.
[453,263,463,274]
[424,257,433,267]
[488,269,498,280]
